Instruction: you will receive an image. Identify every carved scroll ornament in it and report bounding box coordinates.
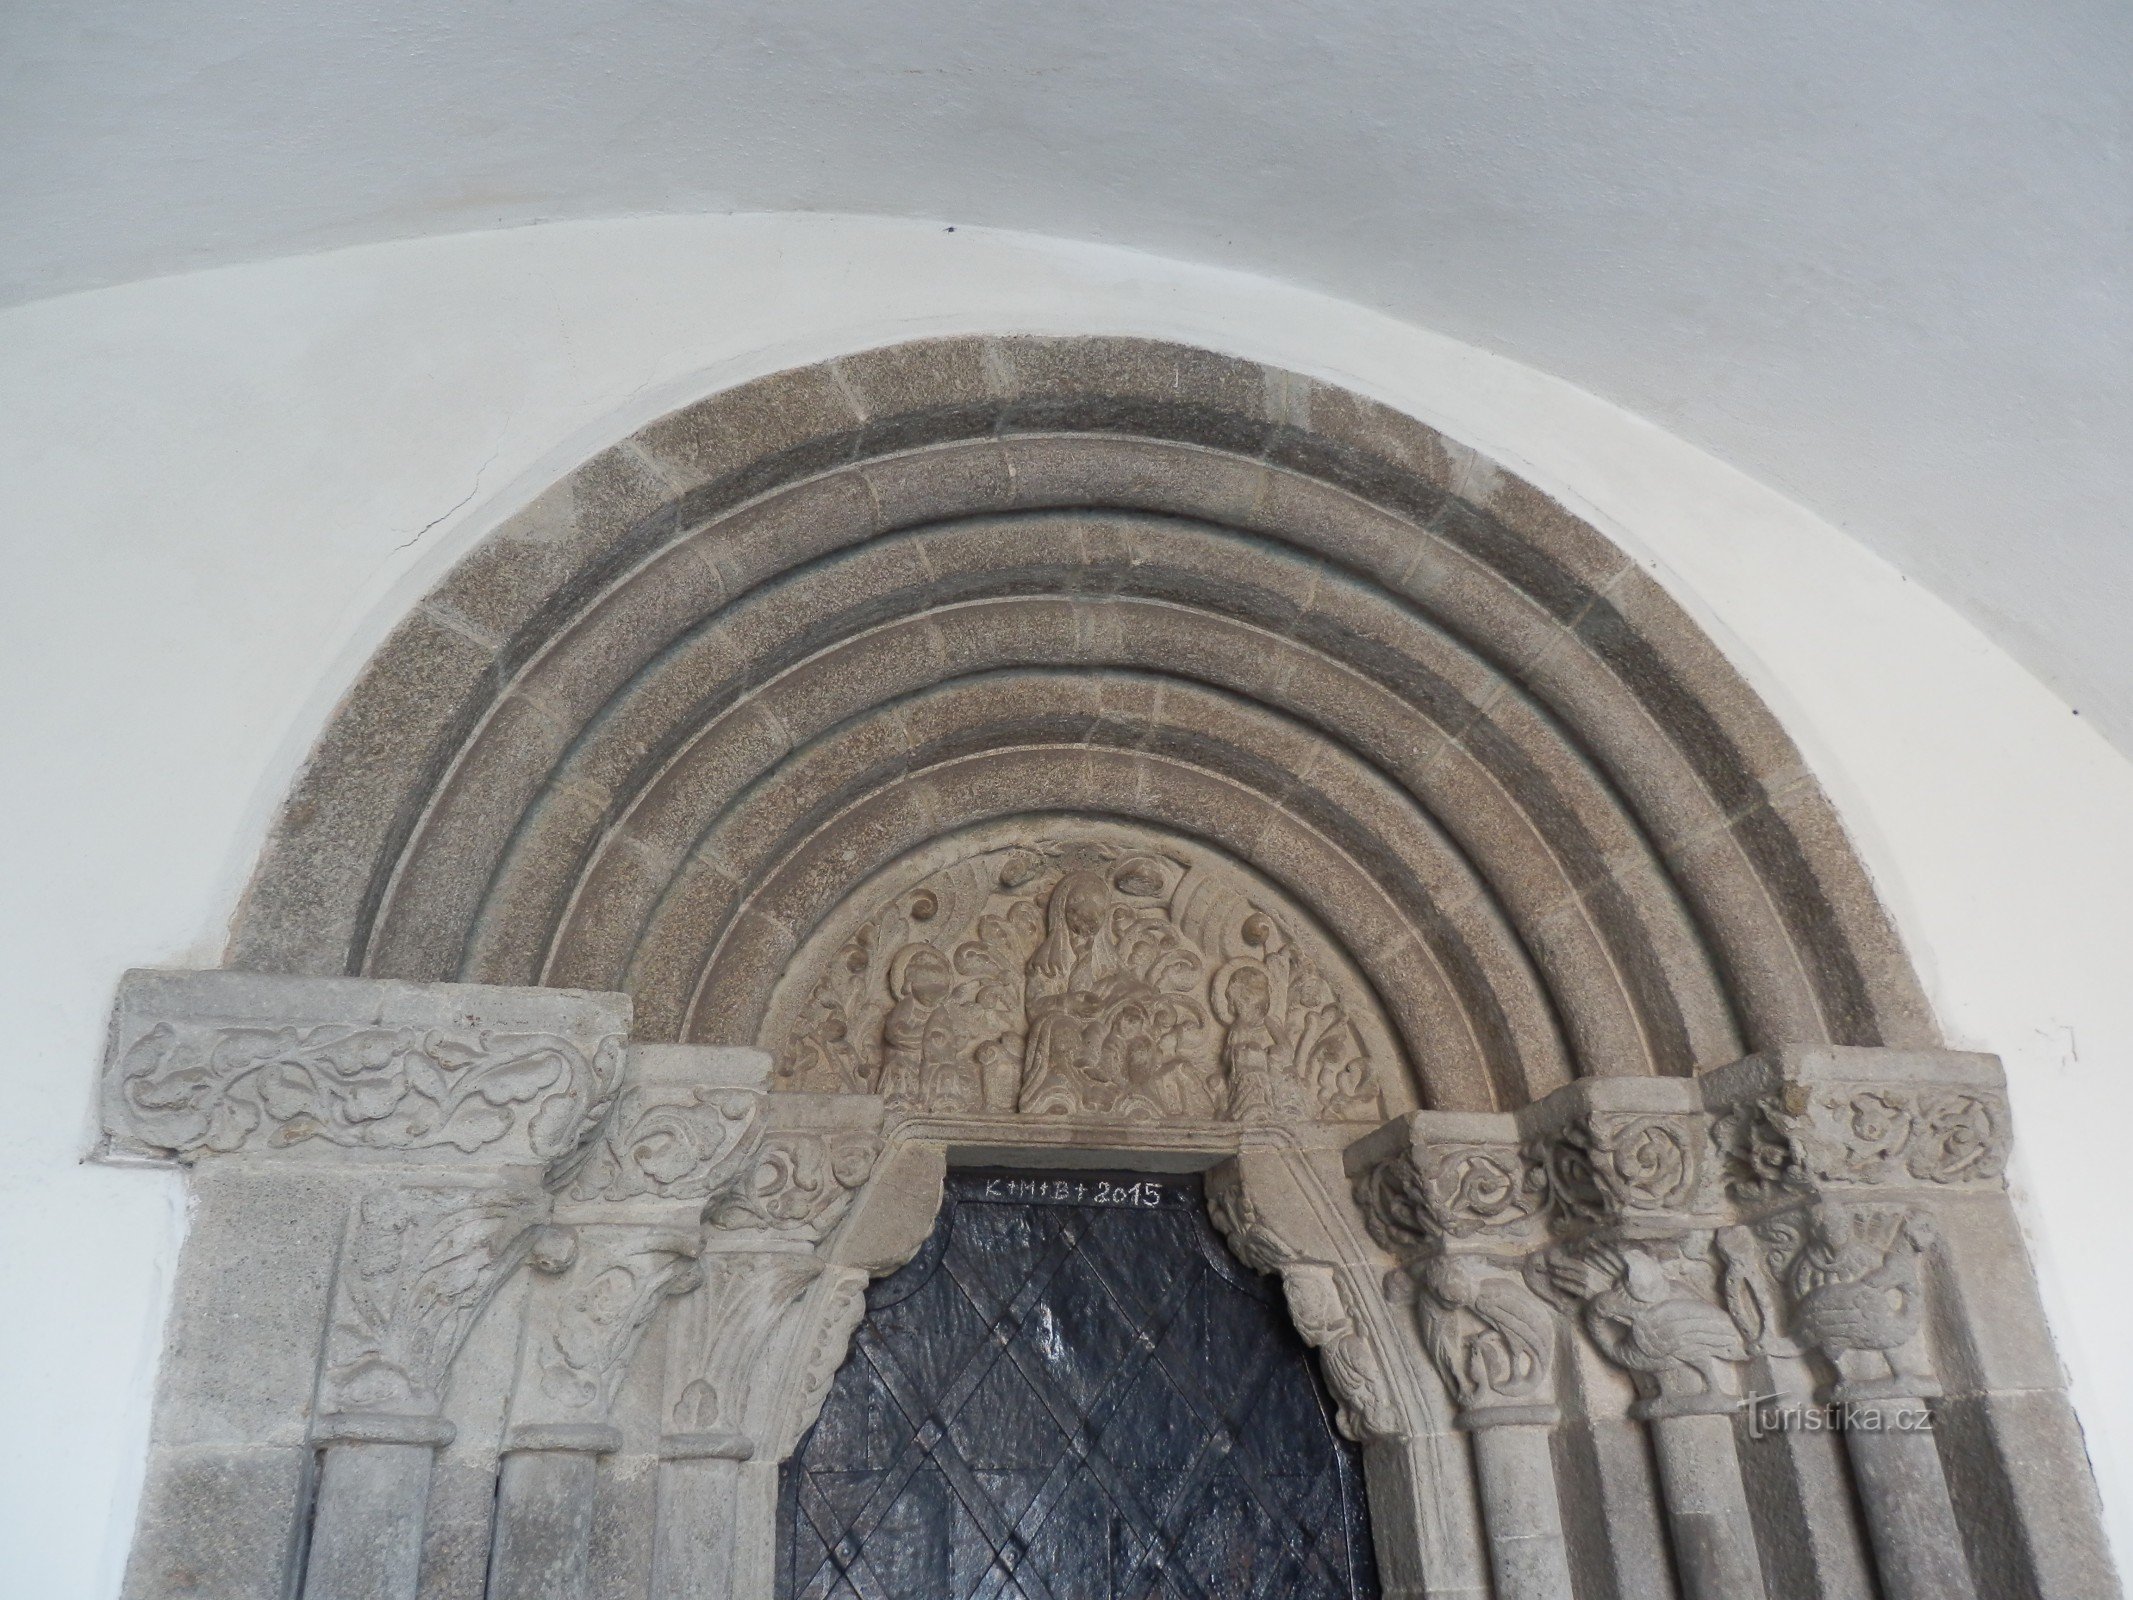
[765,824,1408,1125]
[115,1021,624,1161]
[1353,1139,1548,1257]
[1722,1085,2011,1196]
[560,1082,760,1201]
[529,1226,705,1418]
[1544,1112,1715,1224]
[704,1129,883,1241]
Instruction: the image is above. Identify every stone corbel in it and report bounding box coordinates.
[95,970,630,1600]
[1207,1155,1405,1443]
[1209,1142,1494,1600]
[1347,1113,1572,1600]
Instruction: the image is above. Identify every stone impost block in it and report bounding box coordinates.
[98,969,630,1168]
[1515,1075,1724,1235]
[1344,1110,1545,1260]
[699,1093,887,1246]
[553,1045,771,1209]
[1700,1046,2010,1204]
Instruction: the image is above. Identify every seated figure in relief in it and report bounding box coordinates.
[1016,870,1216,1119]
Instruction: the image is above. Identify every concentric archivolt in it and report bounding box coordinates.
[229,336,1936,1111]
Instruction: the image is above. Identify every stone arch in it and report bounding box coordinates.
[229,337,1936,1111]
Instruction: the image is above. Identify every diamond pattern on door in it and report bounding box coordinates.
[779,1172,1380,1600]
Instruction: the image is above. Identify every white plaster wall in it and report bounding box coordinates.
[1,212,2126,1596]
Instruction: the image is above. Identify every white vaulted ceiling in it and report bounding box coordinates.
[4,0,2129,747]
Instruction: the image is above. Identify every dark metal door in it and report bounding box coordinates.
[778,1171,1380,1600]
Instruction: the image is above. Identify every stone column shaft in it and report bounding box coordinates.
[1467,1420,1575,1600]
[487,1434,615,1600]
[1647,1409,1769,1600]
[650,1440,776,1600]
[303,1420,453,1600]
[1840,1398,1975,1600]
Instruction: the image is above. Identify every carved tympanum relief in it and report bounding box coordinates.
[763,820,1412,1124]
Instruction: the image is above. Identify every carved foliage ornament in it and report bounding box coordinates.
[1353,1140,1547,1258]
[323,1185,545,1415]
[1722,1085,2010,1196]
[530,1227,704,1418]
[1544,1113,1713,1224]
[116,1021,624,1161]
[559,1084,760,1202]
[703,1130,883,1240]
[765,825,1408,1124]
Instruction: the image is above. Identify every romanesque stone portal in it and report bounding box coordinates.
[92,338,2122,1600]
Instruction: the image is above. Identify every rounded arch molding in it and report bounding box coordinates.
[230,335,1936,1109]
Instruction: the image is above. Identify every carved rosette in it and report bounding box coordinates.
[320,1184,547,1420]
[762,821,1411,1126]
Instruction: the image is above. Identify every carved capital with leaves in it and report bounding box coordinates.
[319,1183,547,1422]
[514,1224,705,1434]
